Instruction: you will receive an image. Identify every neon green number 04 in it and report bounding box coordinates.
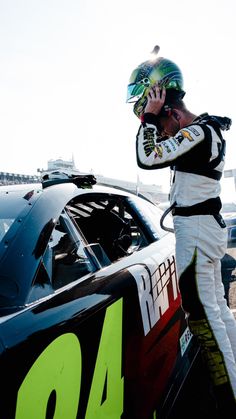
[15,333,82,419]
[15,298,123,419]
[85,298,124,419]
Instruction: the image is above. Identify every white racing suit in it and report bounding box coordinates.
[136,112,236,412]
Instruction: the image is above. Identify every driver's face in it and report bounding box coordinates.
[157,115,180,138]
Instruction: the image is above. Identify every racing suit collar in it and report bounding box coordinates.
[192,113,232,131]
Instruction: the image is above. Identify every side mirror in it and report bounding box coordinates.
[84,243,111,269]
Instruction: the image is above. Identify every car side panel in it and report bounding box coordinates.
[0,243,198,419]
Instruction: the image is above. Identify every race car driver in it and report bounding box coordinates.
[127,46,236,415]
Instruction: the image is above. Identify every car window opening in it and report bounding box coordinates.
[67,197,148,263]
[30,195,152,297]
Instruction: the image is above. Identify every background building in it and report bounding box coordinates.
[1,158,235,205]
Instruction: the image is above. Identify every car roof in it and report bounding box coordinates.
[0,180,153,209]
[0,181,134,198]
[0,174,157,310]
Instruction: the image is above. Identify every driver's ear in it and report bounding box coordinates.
[171,109,181,121]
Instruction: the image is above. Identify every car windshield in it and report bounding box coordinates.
[0,187,39,243]
[222,202,236,213]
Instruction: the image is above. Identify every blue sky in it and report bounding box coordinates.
[0,0,235,194]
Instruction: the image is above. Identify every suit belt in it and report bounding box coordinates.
[171,197,222,216]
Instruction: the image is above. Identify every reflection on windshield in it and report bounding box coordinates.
[48,215,94,289]
[0,219,14,242]
[0,187,36,243]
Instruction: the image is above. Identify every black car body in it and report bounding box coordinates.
[0,174,200,418]
[221,201,236,244]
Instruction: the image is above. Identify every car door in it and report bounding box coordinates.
[0,253,195,419]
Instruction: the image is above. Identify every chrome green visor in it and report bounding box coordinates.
[126,83,147,103]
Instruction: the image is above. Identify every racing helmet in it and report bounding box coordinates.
[127,46,185,118]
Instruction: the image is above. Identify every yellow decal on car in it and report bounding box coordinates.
[15,298,123,419]
[15,333,82,419]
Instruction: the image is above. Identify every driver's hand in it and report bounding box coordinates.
[144,85,166,115]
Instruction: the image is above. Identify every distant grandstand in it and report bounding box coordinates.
[1,163,235,204]
[0,166,168,203]
[0,172,40,185]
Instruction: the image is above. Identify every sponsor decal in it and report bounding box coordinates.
[154,144,163,158]
[175,132,184,144]
[162,141,171,153]
[129,255,178,335]
[173,137,180,147]
[179,326,193,356]
[175,128,195,144]
[188,126,200,136]
[143,127,156,157]
[168,139,177,151]
[180,129,194,142]
[143,127,164,159]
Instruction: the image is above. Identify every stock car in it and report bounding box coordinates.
[221,201,236,244]
[0,172,211,419]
